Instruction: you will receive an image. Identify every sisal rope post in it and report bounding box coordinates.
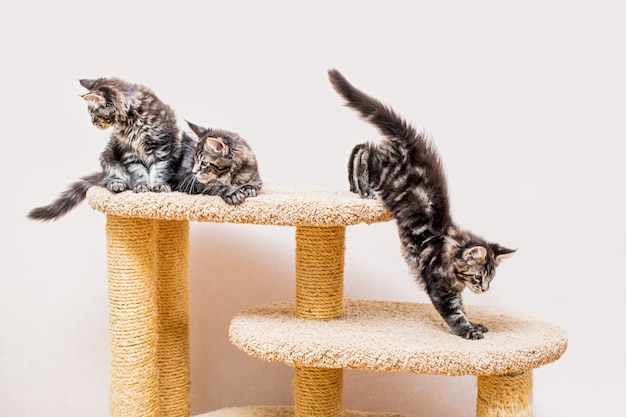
[294,226,346,417]
[295,226,345,319]
[295,367,343,417]
[476,371,533,417]
[155,220,190,417]
[106,215,159,417]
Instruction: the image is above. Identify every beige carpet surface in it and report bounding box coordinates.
[229,299,568,376]
[86,183,393,226]
[194,405,413,417]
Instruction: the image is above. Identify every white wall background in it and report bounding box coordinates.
[2,1,624,416]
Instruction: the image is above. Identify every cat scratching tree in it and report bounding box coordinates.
[87,183,567,417]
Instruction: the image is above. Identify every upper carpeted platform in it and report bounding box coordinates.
[86,183,393,226]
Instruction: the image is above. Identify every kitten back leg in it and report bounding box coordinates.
[102,164,133,193]
[148,160,173,192]
[106,179,130,193]
[348,144,375,199]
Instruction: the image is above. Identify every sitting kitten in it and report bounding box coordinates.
[28,77,183,221]
[328,69,515,339]
[174,121,262,205]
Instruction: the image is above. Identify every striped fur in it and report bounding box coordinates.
[28,77,184,221]
[173,121,262,205]
[329,69,515,339]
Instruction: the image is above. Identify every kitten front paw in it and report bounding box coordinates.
[152,184,171,193]
[242,186,258,198]
[107,180,129,193]
[471,322,489,333]
[221,189,246,205]
[133,184,150,193]
[456,325,487,340]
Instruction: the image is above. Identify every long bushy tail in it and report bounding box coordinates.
[327,68,420,147]
[27,172,104,221]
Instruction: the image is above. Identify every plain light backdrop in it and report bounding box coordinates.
[2,1,624,416]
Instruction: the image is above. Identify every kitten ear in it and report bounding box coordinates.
[82,93,105,106]
[462,246,487,264]
[493,244,517,265]
[185,120,206,138]
[79,79,97,90]
[206,137,229,156]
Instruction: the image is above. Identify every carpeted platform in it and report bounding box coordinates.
[87,183,393,226]
[194,405,413,417]
[229,299,568,376]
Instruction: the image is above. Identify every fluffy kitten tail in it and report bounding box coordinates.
[27,172,104,222]
[328,68,421,147]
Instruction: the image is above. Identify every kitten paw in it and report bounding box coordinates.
[152,184,171,193]
[107,180,129,193]
[471,323,489,333]
[242,187,258,198]
[221,190,246,205]
[133,184,150,193]
[457,325,486,340]
[360,189,377,199]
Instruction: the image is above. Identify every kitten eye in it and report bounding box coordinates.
[467,274,482,284]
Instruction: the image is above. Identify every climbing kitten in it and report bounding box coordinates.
[28,77,183,221]
[174,121,262,205]
[328,69,515,340]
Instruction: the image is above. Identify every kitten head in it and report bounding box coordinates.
[79,77,130,129]
[186,120,236,184]
[447,230,516,294]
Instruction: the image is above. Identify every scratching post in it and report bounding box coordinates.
[295,226,345,417]
[295,226,345,319]
[476,372,533,417]
[87,183,566,417]
[155,220,190,417]
[106,216,159,417]
[105,216,190,417]
[294,367,343,417]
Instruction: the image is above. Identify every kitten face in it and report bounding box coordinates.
[80,79,122,129]
[454,244,515,293]
[192,137,232,184]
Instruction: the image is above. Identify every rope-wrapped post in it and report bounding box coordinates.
[476,371,533,417]
[106,215,159,417]
[294,225,345,417]
[295,226,345,319]
[156,220,190,417]
[295,367,343,417]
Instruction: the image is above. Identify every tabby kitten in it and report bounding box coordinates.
[329,69,515,339]
[174,121,262,205]
[28,77,183,221]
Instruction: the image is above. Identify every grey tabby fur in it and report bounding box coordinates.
[174,121,262,205]
[329,68,515,339]
[28,77,183,221]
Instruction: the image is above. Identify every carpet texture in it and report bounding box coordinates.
[229,299,568,376]
[194,405,413,417]
[86,183,393,226]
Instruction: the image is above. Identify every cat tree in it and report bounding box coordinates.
[86,183,567,417]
